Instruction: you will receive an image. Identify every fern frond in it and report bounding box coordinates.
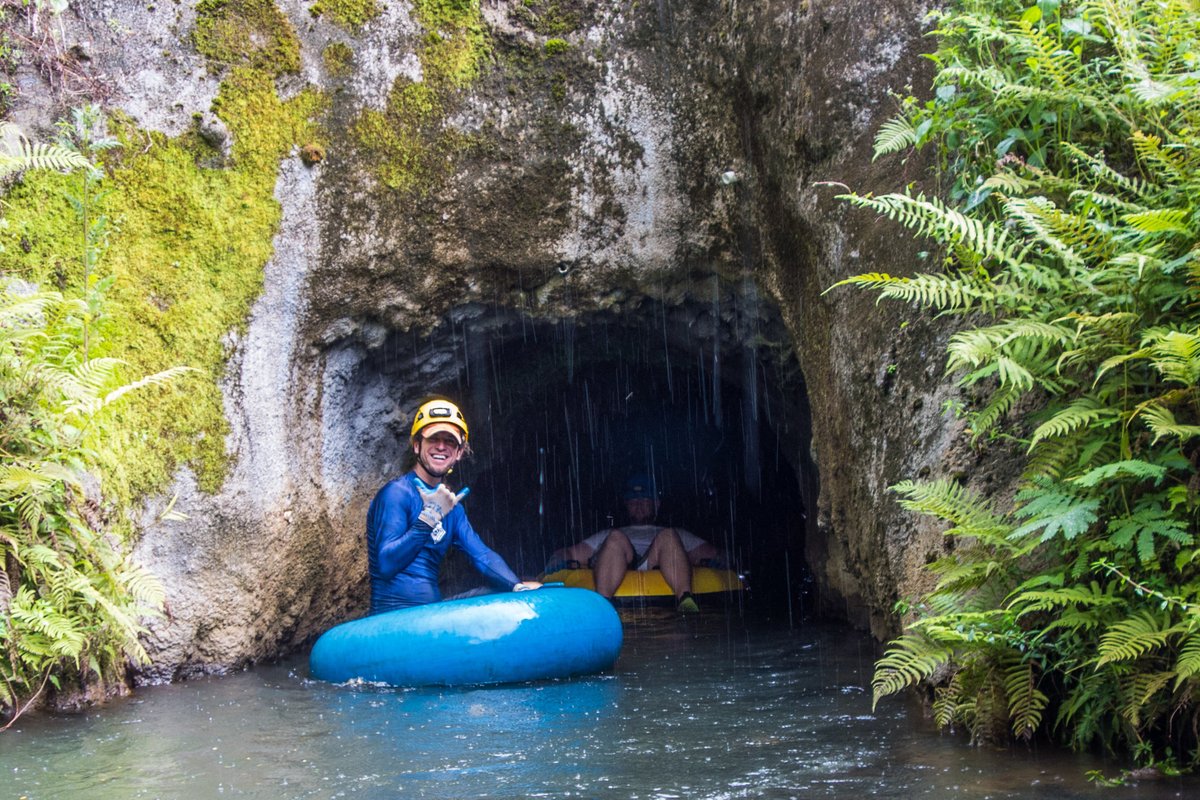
[1175,633,1200,687]
[929,556,1016,599]
[1131,131,1188,186]
[1011,581,1121,617]
[59,357,124,411]
[981,170,1031,194]
[963,384,1022,440]
[0,124,93,178]
[932,672,965,728]
[1121,671,1174,727]
[0,566,10,614]
[1023,435,1081,481]
[0,286,60,326]
[1144,329,1200,386]
[1011,480,1100,542]
[1096,611,1184,666]
[1136,403,1200,445]
[1060,142,1155,201]
[1003,196,1090,268]
[1122,208,1191,236]
[947,319,1068,375]
[1070,459,1168,489]
[120,563,166,611]
[94,365,196,413]
[872,633,956,708]
[890,479,1013,542]
[839,191,1021,270]
[1028,398,1113,450]
[827,270,993,312]
[1106,505,1193,562]
[873,115,919,159]
[1005,657,1048,740]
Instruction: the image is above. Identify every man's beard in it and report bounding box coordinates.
[419,451,451,479]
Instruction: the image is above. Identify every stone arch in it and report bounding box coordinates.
[313,283,817,621]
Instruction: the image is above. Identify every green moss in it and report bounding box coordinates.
[322,41,355,77]
[515,0,581,36]
[193,0,301,76]
[543,38,570,56]
[0,71,324,502]
[310,0,382,31]
[347,0,491,194]
[410,0,490,88]
[352,80,466,194]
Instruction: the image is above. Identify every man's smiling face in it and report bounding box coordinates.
[413,427,464,482]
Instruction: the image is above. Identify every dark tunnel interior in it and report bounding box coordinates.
[373,303,819,622]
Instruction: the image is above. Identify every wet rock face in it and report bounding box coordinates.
[12,0,975,678]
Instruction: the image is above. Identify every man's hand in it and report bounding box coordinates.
[513,581,543,591]
[417,484,468,529]
[542,559,581,575]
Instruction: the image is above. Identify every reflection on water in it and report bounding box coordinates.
[2,610,1195,799]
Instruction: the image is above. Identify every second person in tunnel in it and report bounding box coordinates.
[546,473,724,613]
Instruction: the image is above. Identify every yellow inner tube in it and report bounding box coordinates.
[541,567,743,597]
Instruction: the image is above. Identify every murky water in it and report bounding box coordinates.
[2,611,1194,799]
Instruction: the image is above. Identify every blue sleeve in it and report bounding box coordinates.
[449,510,521,589]
[367,481,432,580]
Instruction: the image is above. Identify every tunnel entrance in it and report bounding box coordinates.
[348,291,816,621]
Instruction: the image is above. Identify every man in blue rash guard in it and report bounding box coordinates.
[366,398,542,614]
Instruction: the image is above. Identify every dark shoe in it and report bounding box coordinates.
[677,593,699,614]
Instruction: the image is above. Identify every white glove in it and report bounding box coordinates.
[417,484,468,533]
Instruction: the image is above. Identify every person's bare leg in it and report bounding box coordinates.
[646,529,692,599]
[593,531,634,598]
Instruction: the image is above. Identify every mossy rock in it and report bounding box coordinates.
[310,0,382,31]
[193,0,301,76]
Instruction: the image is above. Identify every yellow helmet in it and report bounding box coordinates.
[410,399,469,442]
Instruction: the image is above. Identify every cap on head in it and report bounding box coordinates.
[622,473,656,501]
[411,399,469,443]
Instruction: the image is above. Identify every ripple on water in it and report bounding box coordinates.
[2,617,1198,799]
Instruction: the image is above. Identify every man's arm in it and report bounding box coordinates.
[370,482,431,580]
[549,541,596,565]
[673,528,723,566]
[688,540,721,565]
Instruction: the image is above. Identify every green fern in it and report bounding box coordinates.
[839,192,1021,270]
[1011,480,1100,542]
[0,123,92,178]
[825,270,994,312]
[843,0,1200,763]
[1005,657,1048,740]
[873,114,920,159]
[1011,580,1121,616]
[891,479,1014,544]
[1122,208,1191,236]
[1069,459,1168,489]
[1175,633,1200,686]
[1028,399,1115,451]
[0,123,178,723]
[1137,404,1200,445]
[872,633,956,708]
[1096,612,1185,666]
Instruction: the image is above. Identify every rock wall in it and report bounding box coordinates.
[3,0,989,680]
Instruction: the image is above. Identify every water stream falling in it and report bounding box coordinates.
[4,611,1193,799]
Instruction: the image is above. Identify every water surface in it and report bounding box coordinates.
[3,610,1194,799]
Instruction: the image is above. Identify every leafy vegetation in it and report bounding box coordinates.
[1,121,184,726]
[1,13,324,500]
[834,0,1200,768]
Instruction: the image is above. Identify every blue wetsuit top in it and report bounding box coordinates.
[366,472,521,614]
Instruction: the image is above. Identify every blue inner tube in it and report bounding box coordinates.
[309,587,623,686]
